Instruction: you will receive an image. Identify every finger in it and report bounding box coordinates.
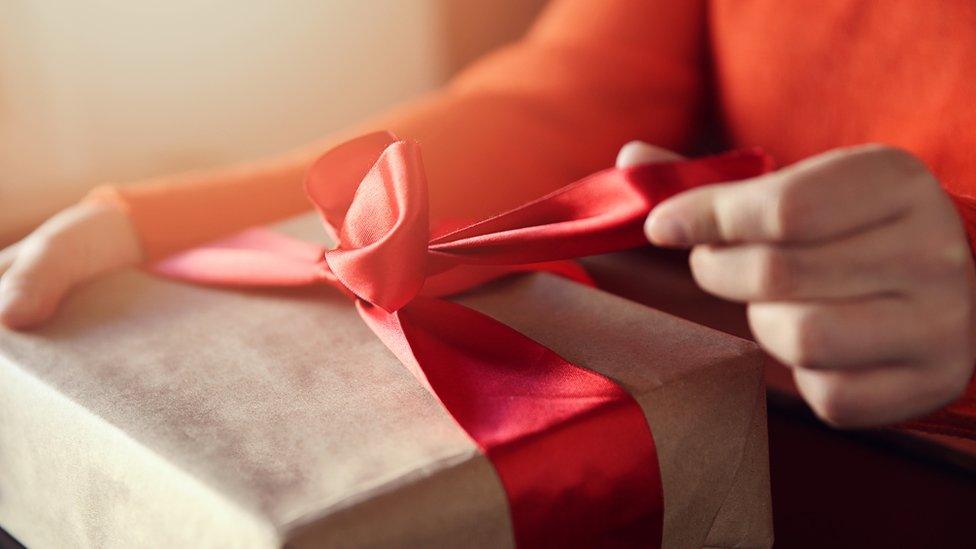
[0,241,20,276]
[616,140,683,168]
[747,297,945,370]
[793,358,972,427]
[645,144,928,247]
[0,239,75,329]
[689,208,972,302]
[688,222,917,302]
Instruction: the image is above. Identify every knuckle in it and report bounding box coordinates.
[931,238,972,278]
[766,185,804,240]
[900,220,971,282]
[921,231,964,263]
[788,309,826,369]
[754,247,796,298]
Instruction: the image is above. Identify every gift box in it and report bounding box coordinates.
[1,131,777,548]
[0,215,771,549]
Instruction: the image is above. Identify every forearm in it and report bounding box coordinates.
[96,0,707,260]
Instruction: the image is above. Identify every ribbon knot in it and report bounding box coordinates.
[308,132,431,312]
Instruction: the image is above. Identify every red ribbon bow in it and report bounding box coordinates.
[154,132,772,547]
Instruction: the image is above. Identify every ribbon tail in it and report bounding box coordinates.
[357,296,662,547]
[427,149,773,267]
[151,228,327,287]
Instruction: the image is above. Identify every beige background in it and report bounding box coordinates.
[0,0,545,243]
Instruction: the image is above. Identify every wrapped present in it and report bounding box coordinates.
[0,134,773,548]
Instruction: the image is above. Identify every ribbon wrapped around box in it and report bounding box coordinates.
[0,134,774,548]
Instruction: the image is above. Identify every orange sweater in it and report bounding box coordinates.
[98,0,976,435]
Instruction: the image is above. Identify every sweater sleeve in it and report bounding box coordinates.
[91,0,707,260]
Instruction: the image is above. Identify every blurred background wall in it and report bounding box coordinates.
[0,0,545,244]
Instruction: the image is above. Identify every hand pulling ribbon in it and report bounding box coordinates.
[153,132,772,547]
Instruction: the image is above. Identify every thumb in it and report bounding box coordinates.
[616,140,684,168]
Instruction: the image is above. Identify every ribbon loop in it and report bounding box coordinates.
[324,140,430,312]
[305,131,399,238]
[307,135,431,312]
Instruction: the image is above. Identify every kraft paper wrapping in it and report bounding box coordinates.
[0,215,772,548]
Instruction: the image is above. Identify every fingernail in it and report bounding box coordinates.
[645,214,690,247]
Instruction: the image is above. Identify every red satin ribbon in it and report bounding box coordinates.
[154,132,772,547]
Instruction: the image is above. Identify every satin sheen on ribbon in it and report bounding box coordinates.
[153,132,772,547]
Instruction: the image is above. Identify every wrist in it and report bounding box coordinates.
[80,187,145,267]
